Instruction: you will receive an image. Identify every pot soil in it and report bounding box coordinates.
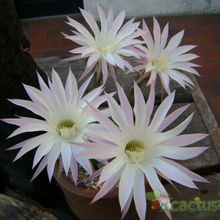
[54,167,155,220]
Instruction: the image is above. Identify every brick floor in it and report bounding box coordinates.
[21,14,220,127]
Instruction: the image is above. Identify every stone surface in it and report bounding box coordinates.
[191,75,220,162]
[152,172,220,220]
[83,0,220,19]
[0,193,57,220]
[165,103,220,171]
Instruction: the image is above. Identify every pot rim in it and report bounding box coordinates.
[53,163,118,199]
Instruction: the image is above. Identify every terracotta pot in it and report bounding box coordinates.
[54,167,155,220]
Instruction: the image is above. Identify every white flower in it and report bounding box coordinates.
[76,82,208,220]
[136,18,199,94]
[63,6,142,83]
[3,68,107,183]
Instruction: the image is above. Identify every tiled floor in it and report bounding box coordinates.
[22,14,220,127]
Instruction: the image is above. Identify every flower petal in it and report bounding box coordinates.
[47,143,61,182]
[65,68,78,104]
[117,83,134,127]
[92,168,122,203]
[134,82,146,127]
[119,164,136,210]
[161,133,209,147]
[31,155,48,182]
[145,80,156,126]
[150,92,175,131]
[76,157,93,175]
[99,157,125,185]
[133,171,146,220]
[154,146,209,160]
[152,159,198,189]
[61,143,72,175]
[157,104,190,132]
[33,141,55,168]
[13,133,49,161]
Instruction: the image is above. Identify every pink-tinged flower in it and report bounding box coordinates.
[136,18,199,94]
[3,68,107,183]
[63,6,142,83]
[76,82,208,220]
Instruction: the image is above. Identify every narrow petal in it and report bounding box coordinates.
[61,143,72,175]
[172,53,199,62]
[65,68,78,104]
[152,159,198,188]
[13,134,49,161]
[104,53,116,65]
[23,84,53,110]
[160,113,194,141]
[76,157,93,175]
[159,72,171,94]
[66,16,94,42]
[170,45,196,57]
[142,20,154,49]
[133,171,146,220]
[77,145,119,159]
[163,158,209,183]
[31,155,48,181]
[6,139,29,150]
[142,165,168,195]
[70,157,78,184]
[86,54,99,69]
[106,93,129,130]
[147,72,157,86]
[98,6,107,32]
[33,141,55,168]
[106,7,114,29]
[101,59,109,84]
[142,165,172,220]
[117,20,139,41]
[111,10,125,36]
[161,23,169,49]
[121,190,133,220]
[78,74,94,100]
[8,121,48,138]
[99,157,125,185]
[117,83,134,127]
[51,68,67,104]
[157,104,190,132]
[153,17,161,48]
[166,30,184,51]
[134,82,146,127]
[80,8,99,36]
[172,62,199,76]
[154,146,209,160]
[92,168,122,203]
[145,80,156,126]
[88,104,122,138]
[81,85,103,107]
[8,99,46,118]
[119,164,136,210]
[47,143,61,181]
[161,133,209,147]
[150,92,175,131]
[37,73,51,95]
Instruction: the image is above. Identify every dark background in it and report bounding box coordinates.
[13,0,83,18]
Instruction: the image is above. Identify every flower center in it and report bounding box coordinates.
[96,34,117,55]
[98,44,114,54]
[151,56,169,72]
[125,140,145,163]
[57,119,77,140]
